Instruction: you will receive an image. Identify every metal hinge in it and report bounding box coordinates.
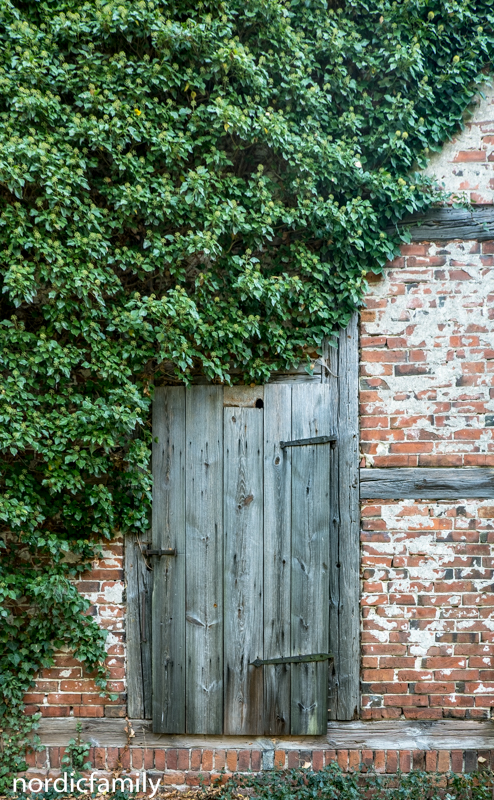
[280,435,337,449]
[142,547,177,557]
[250,652,334,667]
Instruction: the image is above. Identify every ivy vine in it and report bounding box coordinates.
[1,0,493,787]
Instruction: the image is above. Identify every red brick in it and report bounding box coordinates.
[437,750,450,772]
[119,748,130,769]
[451,750,463,772]
[72,705,104,718]
[177,749,189,771]
[154,750,166,771]
[162,772,185,785]
[425,750,437,771]
[107,747,119,770]
[47,693,81,704]
[94,748,106,770]
[312,751,324,771]
[404,708,443,720]
[238,750,250,771]
[374,751,386,773]
[454,150,486,162]
[49,747,61,769]
[386,750,398,774]
[132,749,143,770]
[337,750,349,771]
[399,750,411,772]
[144,748,154,770]
[226,750,237,772]
[361,749,373,770]
[202,749,213,771]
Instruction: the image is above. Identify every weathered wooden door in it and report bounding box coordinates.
[152,383,333,735]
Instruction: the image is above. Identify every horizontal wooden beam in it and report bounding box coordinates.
[37,718,494,751]
[327,720,494,751]
[387,205,494,241]
[360,468,494,499]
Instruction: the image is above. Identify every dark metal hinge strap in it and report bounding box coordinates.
[250,652,333,667]
[280,435,337,449]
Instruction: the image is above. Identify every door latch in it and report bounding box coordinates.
[142,547,177,557]
[250,652,333,667]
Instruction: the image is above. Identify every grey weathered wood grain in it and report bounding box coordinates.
[387,204,494,241]
[152,387,186,733]
[360,467,494,499]
[38,717,494,751]
[324,338,340,722]
[185,386,224,734]
[268,371,322,384]
[334,314,360,720]
[192,365,321,385]
[125,534,152,720]
[137,541,153,719]
[223,407,264,735]
[263,384,292,735]
[290,384,331,735]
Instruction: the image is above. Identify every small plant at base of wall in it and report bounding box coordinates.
[60,722,92,779]
[218,765,494,800]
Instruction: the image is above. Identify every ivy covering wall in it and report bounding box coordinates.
[1,0,493,785]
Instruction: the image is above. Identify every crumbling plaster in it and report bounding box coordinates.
[423,83,494,203]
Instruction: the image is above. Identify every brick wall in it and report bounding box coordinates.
[360,241,494,469]
[26,539,126,719]
[360,241,494,720]
[23,745,494,785]
[423,84,494,203]
[361,499,494,720]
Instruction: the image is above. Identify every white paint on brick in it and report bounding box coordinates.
[423,83,494,202]
[408,624,447,657]
[361,495,494,717]
[103,583,124,603]
[361,255,494,468]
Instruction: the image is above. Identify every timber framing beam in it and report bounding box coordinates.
[360,467,494,500]
[37,718,494,751]
[387,204,494,241]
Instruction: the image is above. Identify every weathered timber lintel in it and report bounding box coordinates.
[386,204,494,241]
[360,467,494,499]
[37,718,494,751]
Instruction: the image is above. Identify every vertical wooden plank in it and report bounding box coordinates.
[137,543,153,719]
[335,313,360,720]
[186,386,223,734]
[152,387,186,733]
[326,340,340,721]
[263,384,292,735]
[125,534,145,719]
[290,384,331,735]
[223,407,264,734]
